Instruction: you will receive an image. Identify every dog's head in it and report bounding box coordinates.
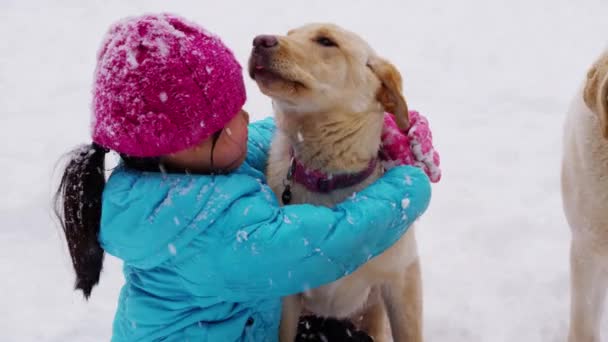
[248,23,409,130]
[584,51,608,139]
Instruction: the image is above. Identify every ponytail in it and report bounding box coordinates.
[54,143,108,299]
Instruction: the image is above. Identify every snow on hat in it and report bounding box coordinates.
[91,13,246,157]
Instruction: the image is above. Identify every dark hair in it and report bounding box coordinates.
[54,143,109,299]
[118,129,223,174]
[53,141,180,299]
[54,131,223,299]
[120,154,164,172]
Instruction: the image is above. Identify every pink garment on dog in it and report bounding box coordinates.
[380,111,441,183]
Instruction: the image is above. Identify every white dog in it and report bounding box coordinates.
[562,50,608,342]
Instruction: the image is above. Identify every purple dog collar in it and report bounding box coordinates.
[290,152,379,193]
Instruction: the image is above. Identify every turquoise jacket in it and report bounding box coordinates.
[99,118,432,341]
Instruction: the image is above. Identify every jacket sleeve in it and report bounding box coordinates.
[245,117,276,173]
[177,166,432,300]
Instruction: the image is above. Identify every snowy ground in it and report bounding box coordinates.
[1,0,608,341]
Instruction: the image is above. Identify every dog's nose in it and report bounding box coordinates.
[253,35,278,49]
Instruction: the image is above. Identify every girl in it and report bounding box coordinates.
[54,14,432,341]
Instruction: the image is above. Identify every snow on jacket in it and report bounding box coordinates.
[99,117,432,341]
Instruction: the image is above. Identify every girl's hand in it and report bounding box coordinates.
[380,111,441,183]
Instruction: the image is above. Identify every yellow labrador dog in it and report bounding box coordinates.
[562,49,608,342]
[249,23,422,342]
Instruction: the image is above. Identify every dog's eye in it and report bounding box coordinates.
[315,36,338,47]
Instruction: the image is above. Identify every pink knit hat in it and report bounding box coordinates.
[92,14,246,157]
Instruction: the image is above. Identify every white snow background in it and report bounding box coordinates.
[1,0,607,341]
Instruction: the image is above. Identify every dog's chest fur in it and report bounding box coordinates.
[266,129,417,318]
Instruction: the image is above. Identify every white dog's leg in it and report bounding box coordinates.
[569,237,608,342]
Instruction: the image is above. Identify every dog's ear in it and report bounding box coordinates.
[368,57,409,131]
[584,54,608,139]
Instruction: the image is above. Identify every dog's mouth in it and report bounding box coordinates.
[250,67,288,83]
[248,52,306,91]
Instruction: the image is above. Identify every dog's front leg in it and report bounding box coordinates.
[279,294,302,342]
[359,287,390,342]
[569,237,608,342]
[382,258,423,342]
